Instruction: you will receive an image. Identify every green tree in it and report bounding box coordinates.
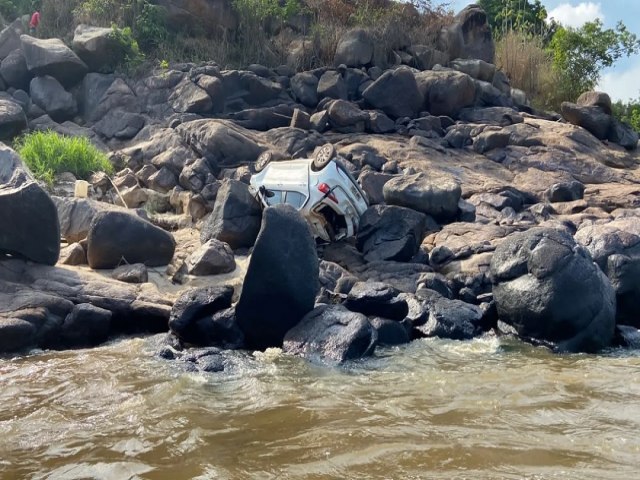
[477,0,549,37]
[547,20,640,106]
[612,99,640,132]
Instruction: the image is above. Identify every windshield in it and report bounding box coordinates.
[263,190,308,210]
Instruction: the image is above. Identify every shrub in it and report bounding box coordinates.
[15,131,113,185]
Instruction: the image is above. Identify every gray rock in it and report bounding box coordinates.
[334,28,374,67]
[408,45,449,70]
[544,181,585,203]
[72,24,126,72]
[0,98,26,139]
[450,58,496,82]
[317,70,348,100]
[356,205,429,262]
[561,101,611,140]
[383,172,461,222]
[93,111,145,139]
[30,75,78,121]
[111,263,148,283]
[0,145,59,264]
[472,129,511,153]
[363,66,423,119]
[369,317,410,346]
[200,179,262,249]
[170,78,213,113]
[148,166,178,194]
[21,35,88,87]
[59,242,87,265]
[367,110,395,133]
[490,228,616,353]
[576,90,612,115]
[327,99,368,132]
[283,305,377,363]
[236,204,319,350]
[0,20,23,60]
[86,211,176,269]
[0,49,31,90]
[60,303,112,348]
[415,70,476,117]
[344,281,408,320]
[291,71,319,107]
[458,106,523,126]
[358,170,393,205]
[414,293,484,340]
[186,239,236,275]
[0,318,37,353]
[196,75,224,113]
[442,4,494,63]
[608,117,639,150]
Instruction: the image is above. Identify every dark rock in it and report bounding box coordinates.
[236,204,318,350]
[221,70,283,106]
[290,108,311,130]
[608,117,639,150]
[450,58,496,82]
[327,99,368,132]
[408,45,449,70]
[356,205,429,262]
[561,101,611,140]
[0,318,37,352]
[200,179,262,249]
[0,49,31,90]
[415,70,476,117]
[21,35,88,87]
[0,98,26,138]
[444,124,473,148]
[169,286,234,346]
[415,294,484,340]
[334,28,374,67]
[472,129,511,153]
[615,325,640,349]
[383,172,461,222]
[417,272,453,298]
[30,75,78,121]
[344,281,408,320]
[369,317,410,346]
[230,105,293,131]
[186,239,236,275]
[60,303,112,348]
[458,107,523,126]
[86,211,176,269]
[490,228,616,352]
[442,4,494,63]
[0,145,59,264]
[72,24,126,73]
[358,170,393,205]
[93,111,145,139]
[148,166,178,193]
[170,78,212,113]
[196,75,224,113]
[0,20,23,60]
[576,90,612,115]
[363,66,422,119]
[544,181,585,203]
[290,72,318,107]
[111,263,148,283]
[283,305,377,363]
[317,70,348,100]
[367,110,395,133]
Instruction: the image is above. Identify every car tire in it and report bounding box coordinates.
[254,151,272,173]
[311,143,336,171]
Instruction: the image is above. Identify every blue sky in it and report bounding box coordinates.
[441,1,640,101]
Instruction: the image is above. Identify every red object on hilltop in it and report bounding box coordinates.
[29,11,40,29]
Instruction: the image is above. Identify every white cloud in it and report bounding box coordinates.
[548,2,604,28]
[598,61,640,102]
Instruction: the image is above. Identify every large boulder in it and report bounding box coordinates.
[440,4,495,63]
[21,35,88,87]
[450,58,496,82]
[344,281,408,320]
[383,172,461,222]
[60,303,112,348]
[608,118,639,150]
[0,98,27,139]
[362,66,423,119]
[169,78,213,113]
[576,90,612,115]
[414,290,484,340]
[415,70,476,117]
[186,239,236,275]
[72,24,127,73]
[236,204,319,350]
[283,305,377,363]
[86,211,176,269]
[0,49,32,90]
[290,72,318,108]
[200,179,262,249]
[356,205,429,262]
[490,228,616,353]
[0,20,23,60]
[334,28,374,67]
[0,145,60,265]
[30,75,78,121]
[574,217,640,328]
[561,101,611,140]
[176,119,261,167]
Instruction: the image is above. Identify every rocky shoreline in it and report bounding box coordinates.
[1,5,640,366]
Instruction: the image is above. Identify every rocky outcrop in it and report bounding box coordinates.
[236,204,319,350]
[0,145,59,265]
[490,228,616,352]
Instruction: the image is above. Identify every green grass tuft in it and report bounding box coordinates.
[15,131,114,185]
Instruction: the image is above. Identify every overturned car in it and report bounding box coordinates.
[249,144,369,242]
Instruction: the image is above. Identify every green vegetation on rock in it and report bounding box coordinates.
[16,131,113,185]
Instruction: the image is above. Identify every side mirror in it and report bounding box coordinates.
[259,186,275,198]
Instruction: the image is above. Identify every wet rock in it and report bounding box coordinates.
[414,293,484,340]
[200,179,262,249]
[283,305,377,363]
[30,75,78,121]
[369,317,410,346]
[356,205,429,262]
[490,228,615,352]
[169,286,235,346]
[60,303,112,348]
[363,66,422,119]
[344,281,408,320]
[383,172,461,222]
[186,239,236,275]
[334,28,373,67]
[614,325,640,349]
[0,318,37,353]
[21,35,88,87]
[236,204,319,350]
[86,211,176,269]
[111,263,148,284]
[0,145,59,265]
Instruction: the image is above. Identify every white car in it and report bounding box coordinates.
[249,144,369,242]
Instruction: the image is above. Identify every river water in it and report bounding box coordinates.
[1,335,639,480]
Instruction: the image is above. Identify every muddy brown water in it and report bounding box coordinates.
[1,335,639,480]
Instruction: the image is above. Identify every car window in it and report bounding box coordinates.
[284,191,306,209]
[265,190,283,206]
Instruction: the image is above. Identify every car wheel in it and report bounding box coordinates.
[312,143,336,171]
[254,151,272,173]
